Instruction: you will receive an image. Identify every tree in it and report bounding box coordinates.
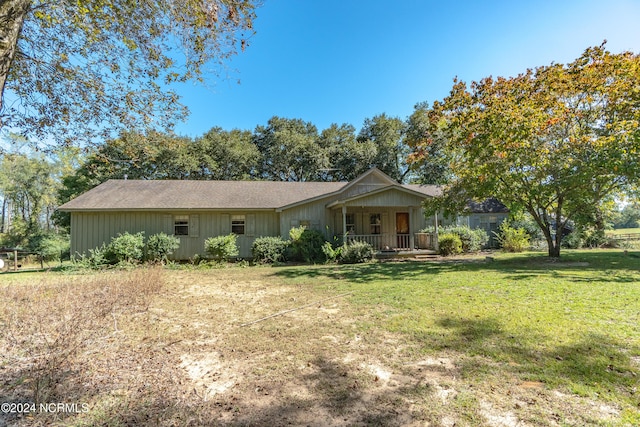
[0,149,62,248]
[408,44,640,257]
[195,127,259,180]
[405,101,450,184]
[317,123,375,181]
[614,201,640,229]
[0,0,258,144]
[253,116,325,181]
[357,113,409,182]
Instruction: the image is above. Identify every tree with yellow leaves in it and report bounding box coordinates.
[408,44,640,257]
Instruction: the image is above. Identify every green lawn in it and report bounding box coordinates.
[1,249,639,426]
[272,250,640,425]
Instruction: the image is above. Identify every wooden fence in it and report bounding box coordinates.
[607,233,640,242]
[0,249,46,272]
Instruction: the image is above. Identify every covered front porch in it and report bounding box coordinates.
[332,205,433,251]
[326,180,439,252]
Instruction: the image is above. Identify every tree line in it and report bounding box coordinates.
[57,112,437,210]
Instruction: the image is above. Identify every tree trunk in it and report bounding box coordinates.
[1,197,6,233]
[548,240,561,258]
[527,204,561,258]
[0,0,31,115]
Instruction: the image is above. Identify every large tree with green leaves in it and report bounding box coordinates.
[357,113,409,182]
[317,123,376,181]
[253,116,325,182]
[195,127,259,180]
[408,44,640,257]
[0,0,258,144]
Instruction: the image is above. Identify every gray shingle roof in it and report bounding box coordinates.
[465,198,509,214]
[59,179,349,211]
[402,184,442,198]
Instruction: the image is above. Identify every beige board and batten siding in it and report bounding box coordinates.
[278,198,334,239]
[70,210,280,260]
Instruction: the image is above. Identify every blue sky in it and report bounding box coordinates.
[173,0,640,137]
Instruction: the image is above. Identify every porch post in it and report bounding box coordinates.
[409,206,415,251]
[434,211,439,252]
[342,205,347,244]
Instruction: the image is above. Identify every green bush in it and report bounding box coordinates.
[495,224,530,252]
[562,227,614,249]
[205,234,239,260]
[441,226,488,252]
[146,233,180,263]
[288,226,327,263]
[252,236,289,263]
[561,230,583,249]
[583,228,609,248]
[339,241,375,264]
[507,213,543,241]
[105,232,145,264]
[75,244,109,269]
[321,241,343,263]
[438,233,462,256]
[30,232,71,262]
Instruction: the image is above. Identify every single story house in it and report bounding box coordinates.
[59,168,505,260]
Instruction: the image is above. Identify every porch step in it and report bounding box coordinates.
[375,250,437,260]
[414,254,439,260]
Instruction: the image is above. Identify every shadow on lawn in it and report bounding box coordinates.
[36,356,432,427]
[271,250,640,285]
[422,315,639,401]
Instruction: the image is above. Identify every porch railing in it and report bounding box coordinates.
[345,234,412,250]
[345,233,437,251]
[346,234,385,249]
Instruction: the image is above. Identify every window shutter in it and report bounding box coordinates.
[311,220,320,230]
[221,214,231,234]
[246,214,255,237]
[190,215,199,237]
[164,214,173,234]
[290,219,300,228]
[381,212,389,233]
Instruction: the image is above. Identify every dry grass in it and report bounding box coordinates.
[1,253,638,426]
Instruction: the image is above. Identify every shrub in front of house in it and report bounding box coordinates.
[444,226,488,252]
[432,226,487,252]
[252,236,290,263]
[321,241,343,263]
[105,231,146,264]
[495,224,530,252]
[146,233,180,263]
[205,234,239,260]
[288,226,327,263]
[438,233,462,256]
[339,241,375,264]
[76,243,109,269]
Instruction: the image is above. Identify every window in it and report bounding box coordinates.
[300,220,311,228]
[345,213,356,234]
[370,213,381,235]
[231,215,245,235]
[174,215,189,236]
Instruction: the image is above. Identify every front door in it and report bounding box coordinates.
[396,212,410,248]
